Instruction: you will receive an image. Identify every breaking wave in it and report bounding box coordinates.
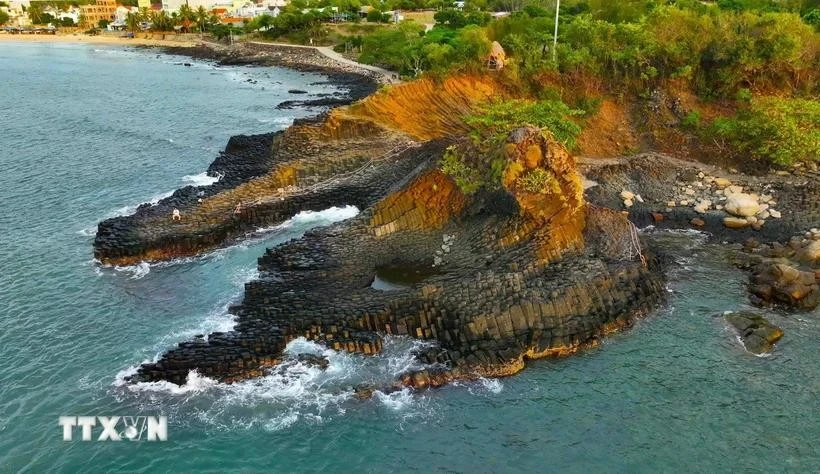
[106,190,174,218]
[114,336,440,431]
[181,172,220,187]
[255,205,360,235]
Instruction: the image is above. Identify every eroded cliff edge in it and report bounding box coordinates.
[97,68,817,388]
[126,124,666,387]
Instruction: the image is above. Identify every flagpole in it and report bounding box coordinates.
[552,0,560,63]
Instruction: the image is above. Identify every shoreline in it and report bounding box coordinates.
[0,31,198,47]
[92,38,383,265]
[161,41,381,100]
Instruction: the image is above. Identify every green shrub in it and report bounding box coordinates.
[708,96,819,165]
[575,95,603,117]
[516,168,561,194]
[681,111,701,129]
[465,99,584,150]
[440,146,483,194]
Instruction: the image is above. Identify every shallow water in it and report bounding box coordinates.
[0,43,817,472]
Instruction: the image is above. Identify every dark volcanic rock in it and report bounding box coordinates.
[124,128,667,388]
[724,311,783,355]
[295,353,329,369]
[750,262,819,311]
[161,43,378,102]
[276,97,352,110]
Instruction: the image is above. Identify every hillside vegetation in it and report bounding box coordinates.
[244,0,819,166]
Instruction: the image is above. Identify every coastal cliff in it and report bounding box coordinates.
[96,47,818,389]
[126,125,665,387]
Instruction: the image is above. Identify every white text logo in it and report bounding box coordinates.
[58,416,167,441]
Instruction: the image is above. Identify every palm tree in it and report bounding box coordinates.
[178,3,193,21]
[178,2,193,32]
[195,5,208,33]
[126,11,140,32]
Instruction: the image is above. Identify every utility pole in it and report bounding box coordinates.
[552,0,560,63]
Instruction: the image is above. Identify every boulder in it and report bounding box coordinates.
[714,177,731,188]
[724,217,750,229]
[799,240,820,265]
[725,193,760,217]
[750,262,819,310]
[724,311,783,355]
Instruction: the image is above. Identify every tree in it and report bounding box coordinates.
[0,10,9,26]
[126,11,140,32]
[195,5,209,33]
[178,3,194,31]
[98,19,109,29]
[27,2,44,24]
[150,10,176,31]
[366,8,389,22]
[709,97,819,165]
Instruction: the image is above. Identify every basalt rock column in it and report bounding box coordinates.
[129,127,665,388]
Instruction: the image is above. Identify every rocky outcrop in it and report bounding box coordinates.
[126,127,665,387]
[583,154,820,241]
[750,263,819,311]
[94,74,504,266]
[740,230,820,311]
[724,311,783,355]
[582,154,820,311]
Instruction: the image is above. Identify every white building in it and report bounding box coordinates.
[233,2,277,18]
[114,5,138,23]
[6,2,30,27]
[161,0,216,13]
[43,5,81,25]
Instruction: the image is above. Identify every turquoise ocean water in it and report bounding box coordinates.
[0,42,817,473]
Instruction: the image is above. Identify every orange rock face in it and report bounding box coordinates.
[497,127,587,262]
[370,169,468,237]
[336,75,505,140]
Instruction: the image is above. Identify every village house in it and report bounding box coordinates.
[6,1,31,27]
[79,0,117,27]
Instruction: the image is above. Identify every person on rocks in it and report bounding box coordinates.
[234,201,242,215]
[172,208,181,221]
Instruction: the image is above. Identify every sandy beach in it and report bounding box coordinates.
[0,31,198,47]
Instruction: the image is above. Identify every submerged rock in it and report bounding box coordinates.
[724,311,783,355]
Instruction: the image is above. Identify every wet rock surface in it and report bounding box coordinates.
[96,61,819,389]
[124,128,667,387]
[582,154,820,311]
[724,311,784,355]
[749,263,819,311]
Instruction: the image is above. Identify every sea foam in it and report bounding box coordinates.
[181,171,220,187]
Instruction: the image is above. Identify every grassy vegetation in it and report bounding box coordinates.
[516,168,561,194]
[465,99,584,150]
[439,98,584,194]
[440,146,484,194]
[708,97,819,165]
[233,0,818,167]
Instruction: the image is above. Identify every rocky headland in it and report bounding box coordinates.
[95,44,819,390]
